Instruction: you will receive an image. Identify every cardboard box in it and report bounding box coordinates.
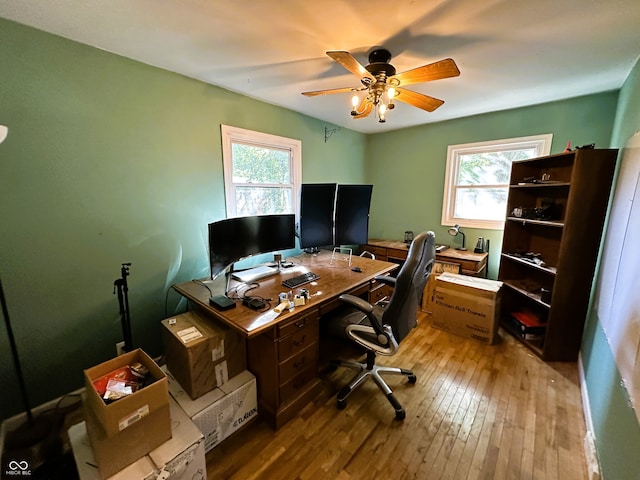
[70,397,206,480]
[83,349,171,478]
[421,261,461,313]
[161,310,247,400]
[164,367,258,452]
[431,273,502,344]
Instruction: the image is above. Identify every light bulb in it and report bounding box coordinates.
[351,95,359,107]
[379,103,387,115]
[387,87,396,100]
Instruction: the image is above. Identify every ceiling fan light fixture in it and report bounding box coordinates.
[305,48,459,124]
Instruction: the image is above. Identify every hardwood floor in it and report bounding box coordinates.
[207,314,589,480]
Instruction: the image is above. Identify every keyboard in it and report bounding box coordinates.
[282,271,320,289]
[231,265,278,283]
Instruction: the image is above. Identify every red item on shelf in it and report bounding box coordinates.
[511,311,545,327]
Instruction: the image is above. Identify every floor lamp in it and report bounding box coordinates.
[0,126,32,420]
[0,125,65,471]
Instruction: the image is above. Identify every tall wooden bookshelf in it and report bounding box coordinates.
[498,148,618,361]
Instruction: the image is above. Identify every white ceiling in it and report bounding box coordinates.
[1,0,639,134]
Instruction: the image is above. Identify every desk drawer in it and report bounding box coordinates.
[279,366,316,405]
[277,308,319,339]
[369,282,392,305]
[365,245,387,259]
[387,247,408,261]
[436,254,484,274]
[278,323,318,362]
[279,343,317,383]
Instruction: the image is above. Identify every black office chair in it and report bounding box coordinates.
[327,231,436,420]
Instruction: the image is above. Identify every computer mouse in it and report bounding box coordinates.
[351,267,362,272]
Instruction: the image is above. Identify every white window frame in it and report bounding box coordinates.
[221,125,302,218]
[441,134,553,230]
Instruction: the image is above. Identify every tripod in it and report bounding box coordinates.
[113,263,133,352]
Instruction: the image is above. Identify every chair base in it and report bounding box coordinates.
[331,355,416,420]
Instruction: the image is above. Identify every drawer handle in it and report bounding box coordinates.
[294,320,305,328]
[293,335,306,347]
[293,358,306,369]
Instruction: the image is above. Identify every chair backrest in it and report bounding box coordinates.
[381,231,436,343]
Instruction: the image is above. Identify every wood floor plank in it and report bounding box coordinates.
[206,314,589,480]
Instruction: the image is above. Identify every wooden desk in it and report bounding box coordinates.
[435,247,488,277]
[365,239,488,277]
[172,251,397,429]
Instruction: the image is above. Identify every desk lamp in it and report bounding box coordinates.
[448,224,467,250]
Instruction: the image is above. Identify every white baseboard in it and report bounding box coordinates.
[578,353,601,480]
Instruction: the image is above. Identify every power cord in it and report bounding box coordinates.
[191,279,213,296]
[228,282,272,311]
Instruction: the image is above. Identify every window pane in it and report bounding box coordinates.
[454,187,508,221]
[235,187,292,216]
[457,149,537,186]
[232,143,291,184]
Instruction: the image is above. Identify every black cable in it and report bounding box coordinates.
[192,279,213,296]
[229,282,272,311]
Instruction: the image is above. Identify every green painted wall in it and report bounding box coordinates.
[0,18,366,419]
[365,93,618,278]
[1,21,637,478]
[581,56,640,480]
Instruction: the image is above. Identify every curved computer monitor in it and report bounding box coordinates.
[334,184,373,245]
[208,214,296,279]
[299,183,337,250]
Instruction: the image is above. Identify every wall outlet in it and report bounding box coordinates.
[116,341,126,356]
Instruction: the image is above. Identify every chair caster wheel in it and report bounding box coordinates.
[395,409,406,420]
[408,374,417,383]
[337,399,347,410]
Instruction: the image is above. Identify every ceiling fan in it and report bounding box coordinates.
[302,49,460,123]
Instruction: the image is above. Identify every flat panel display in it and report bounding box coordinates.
[299,183,337,249]
[208,214,295,278]
[334,184,373,245]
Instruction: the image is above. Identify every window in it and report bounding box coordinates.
[441,134,552,230]
[221,125,302,217]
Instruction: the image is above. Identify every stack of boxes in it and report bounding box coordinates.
[70,396,206,480]
[82,349,172,478]
[160,310,257,453]
[77,309,257,479]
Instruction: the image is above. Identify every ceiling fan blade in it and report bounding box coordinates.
[352,98,374,119]
[302,86,359,97]
[392,58,460,87]
[394,88,445,112]
[327,51,375,81]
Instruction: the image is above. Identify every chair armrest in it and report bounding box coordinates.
[338,294,373,314]
[338,294,385,336]
[345,324,399,356]
[374,275,396,287]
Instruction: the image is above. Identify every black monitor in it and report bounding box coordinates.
[208,214,296,279]
[299,183,337,250]
[334,184,373,245]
